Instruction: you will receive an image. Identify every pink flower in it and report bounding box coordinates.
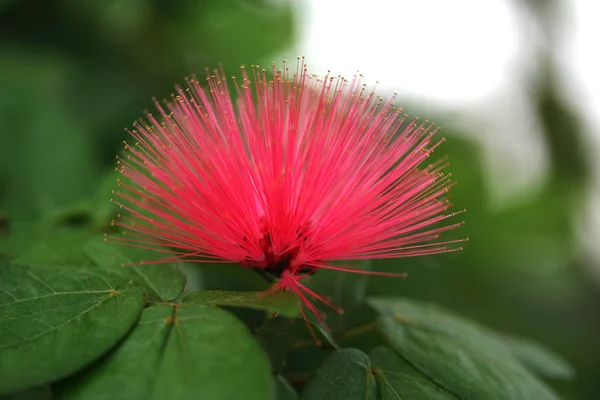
[110,59,465,328]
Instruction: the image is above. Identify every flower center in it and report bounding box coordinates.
[241,222,316,281]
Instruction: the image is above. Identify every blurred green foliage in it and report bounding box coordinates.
[0,0,294,219]
[0,0,598,399]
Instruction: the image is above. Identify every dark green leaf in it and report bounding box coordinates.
[256,315,338,375]
[0,0,13,12]
[275,375,298,400]
[368,296,574,380]
[257,317,299,371]
[183,290,299,317]
[0,385,52,400]
[301,347,456,400]
[55,303,274,400]
[299,315,339,350]
[153,303,274,400]
[85,240,186,302]
[330,260,372,312]
[300,348,377,400]
[307,260,373,332]
[54,305,174,400]
[369,347,457,399]
[504,336,575,380]
[0,262,144,395]
[283,346,327,387]
[369,298,562,400]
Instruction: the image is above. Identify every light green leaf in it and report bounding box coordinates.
[85,240,186,302]
[54,303,274,400]
[369,298,562,400]
[183,290,299,317]
[504,336,575,380]
[0,262,144,395]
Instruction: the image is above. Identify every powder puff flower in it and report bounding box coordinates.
[109,58,465,327]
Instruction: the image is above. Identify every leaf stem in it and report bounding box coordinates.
[292,321,378,349]
[253,268,277,283]
[337,322,378,342]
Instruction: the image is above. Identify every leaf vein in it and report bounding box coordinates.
[0,290,113,308]
[26,271,58,293]
[0,286,18,301]
[0,293,115,349]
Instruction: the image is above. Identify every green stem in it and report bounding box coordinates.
[291,321,378,349]
[253,268,277,283]
[337,322,378,342]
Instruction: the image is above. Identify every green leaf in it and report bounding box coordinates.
[330,260,372,313]
[154,303,274,399]
[368,296,575,379]
[257,317,299,372]
[307,260,373,332]
[504,336,575,380]
[54,304,174,399]
[85,240,186,302]
[301,347,456,400]
[0,0,13,12]
[256,315,339,375]
[368,298,562,400]
[0,262,144,395]
[182,289,333,349]
[55,303,274,400]
[13,229,97,267]
[183,290,300,317]
[275,375,298,400]
[301,348,377,400]
[368,347,457,399]
[0,385,52,400]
